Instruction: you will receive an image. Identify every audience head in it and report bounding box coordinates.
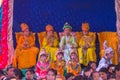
[65,73,75,80]
[26,68,35,80]
[88,61,97,71]
[13,68,24,80]
[46,68,57,80]
[6,65,14,77]
[99,68,108,80]
[108,64,115,73]
[91,71,100,80]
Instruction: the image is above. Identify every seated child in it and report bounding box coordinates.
[36,49,50,80]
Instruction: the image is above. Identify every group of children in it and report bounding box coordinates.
[0,22,119,80]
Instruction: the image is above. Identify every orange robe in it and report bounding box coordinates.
[13,33,39,69]
[67,60,81,76]
[51,60,66,76]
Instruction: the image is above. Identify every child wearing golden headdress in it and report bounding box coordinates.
[67,49,81,76]
[51,49,66,77]
[78,22,96,66]
[12,23,39,69]
[41,24,59,62]
[36,49,50,80]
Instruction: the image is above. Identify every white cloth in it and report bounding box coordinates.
[96,57,112,71]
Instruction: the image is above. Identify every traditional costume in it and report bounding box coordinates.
[51,49,66,76]
[36,49,50,79]
[78,23,96,66]
[96,41,113,71]
[59,22,77,62]
[41,24,59,61]
[67,49,81,76]
[12,23,39,69]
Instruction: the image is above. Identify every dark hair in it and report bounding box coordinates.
[88,61,96,67]
[99,68,108,74]
[108,73,116,79]
[26,68,35,74]
[91,71,99,79]
[47,68,57,76]
[0,70,4,77]
[108,64,115,69]
[13,68,24,79]
[65,73,74,80]
[115,63,120,71]
[84,66,92,72]
[57,52,64,56]
[6,65,14,71]
[73,75,85,80]
[5,76,16,80]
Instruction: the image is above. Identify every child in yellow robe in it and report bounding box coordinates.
[51,49,66,76]
[12,23,39,69]
[78,23,96,66]
[41,24,59,62]
[67,49,81,76]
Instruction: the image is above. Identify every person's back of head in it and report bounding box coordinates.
[65,73,74,80]
[13,68,23,80]
[72,75,85,80]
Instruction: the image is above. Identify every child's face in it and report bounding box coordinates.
[57,54,63,60]
[7,68,14,77]
[82,30,89,36]
[46,71,56,80]
[99,72,107,80]
[107,52,113,59]
[64,28,71,35]
[71,53,77,60]
[47,30,53,37]
[116,70,120,77]
[26,71,34,80]
[93,72,100,80]
[91,63,96,70]
[23,29,30,36]
[40,55,47,62]
[108,66,115,73]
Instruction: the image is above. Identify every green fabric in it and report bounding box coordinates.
[59,36,77,48]
[63,22,72,30]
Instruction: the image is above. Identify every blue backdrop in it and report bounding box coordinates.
[13,0,116,50]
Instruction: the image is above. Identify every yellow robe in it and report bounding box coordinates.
[13,33,39,69]
[51,60,66,76]
[78,35,96,66]
[41,36,58,62]
[67,60,81,76]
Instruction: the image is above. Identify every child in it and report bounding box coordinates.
[26,69,36,80]
[67,49,81,76]
[83,66,93,80]
[36,49,50,80]
[78,22,96,66]
[59,22,77,62]
[6,65,15,78]
[96,46,114,71]
[99,68,108,80]
[91,71,101,80]
[46,68,57,80]
[51,49,66,76]
[115,63,120,80]
[88,61,97,71]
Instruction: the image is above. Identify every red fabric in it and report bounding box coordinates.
[0,0,8,69]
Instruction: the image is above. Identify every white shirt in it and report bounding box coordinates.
[96,57,112,71]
